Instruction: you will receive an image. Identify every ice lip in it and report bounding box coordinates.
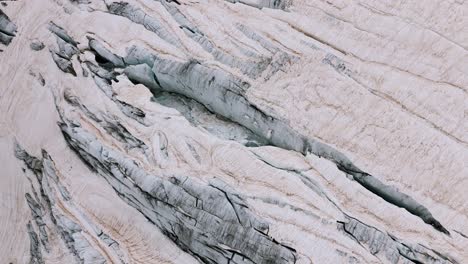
[88,37,125,68]
[0,9,17,45]
[48,22,79,76]
[48,22,78,47]
[338,165,450,235]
